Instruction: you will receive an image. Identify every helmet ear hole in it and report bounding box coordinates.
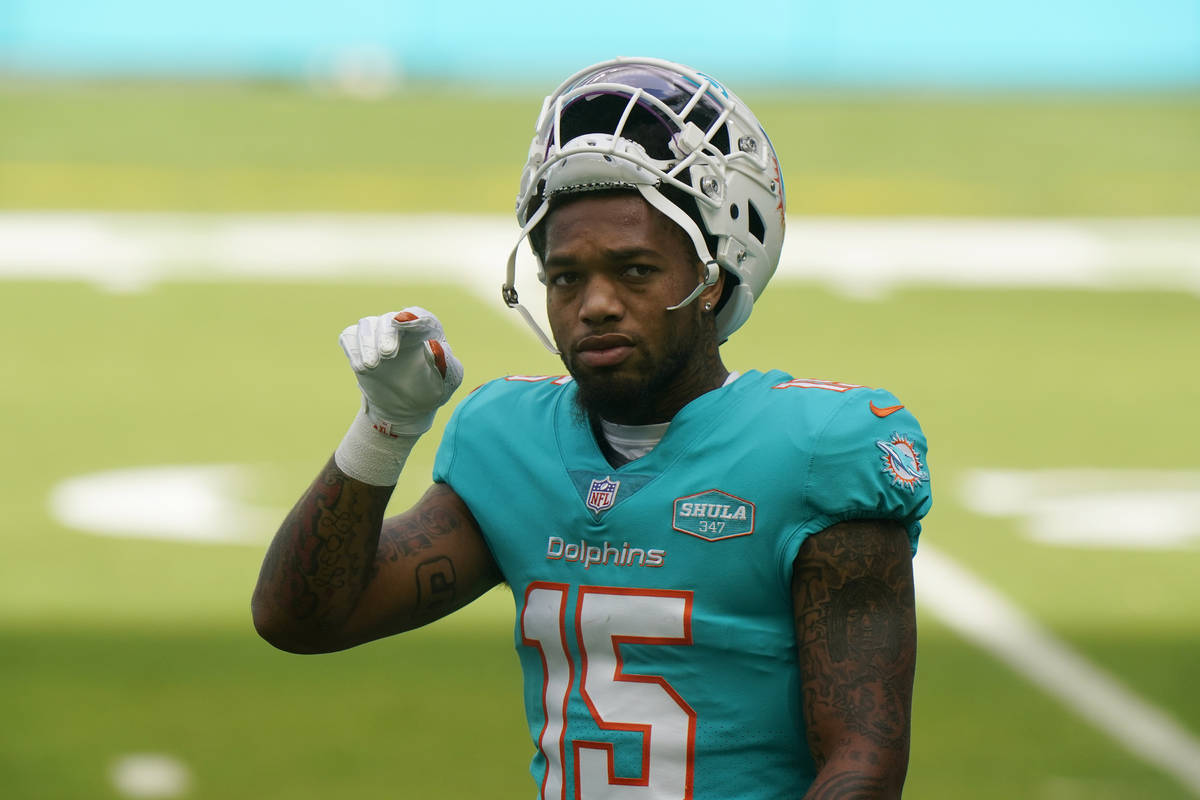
[747,201,766,244]
[729,203,740,220]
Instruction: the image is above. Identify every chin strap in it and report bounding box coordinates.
[502,201,561,354]
[635,185,720,312]
[666,260,720,311]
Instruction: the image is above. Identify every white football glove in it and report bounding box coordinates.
[333,307,464,486]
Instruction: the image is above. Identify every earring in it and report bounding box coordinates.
[704,302,712,312]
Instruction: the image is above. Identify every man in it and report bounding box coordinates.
[253,57,931,799]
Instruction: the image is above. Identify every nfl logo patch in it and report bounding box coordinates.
[586,476,621,513]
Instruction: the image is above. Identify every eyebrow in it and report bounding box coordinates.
[543,246,662,268]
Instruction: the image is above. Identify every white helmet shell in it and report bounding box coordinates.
[511,56,786,343]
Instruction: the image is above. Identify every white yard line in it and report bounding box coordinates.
[110,753,191,798]
[917,545,1200,796]
[2,212,1200,298]
[3,211,1197,340]
[961,469,1200,549]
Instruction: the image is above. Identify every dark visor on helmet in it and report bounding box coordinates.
[555,64,730,160]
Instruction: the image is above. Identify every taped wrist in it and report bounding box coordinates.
[334,407,421,487]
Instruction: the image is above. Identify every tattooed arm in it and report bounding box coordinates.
[793,519,917,799]
[251,456,502,654]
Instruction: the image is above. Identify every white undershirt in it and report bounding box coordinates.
[599,372,740,462]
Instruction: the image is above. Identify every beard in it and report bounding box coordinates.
[564,309,712,425]
[569,344,690,424]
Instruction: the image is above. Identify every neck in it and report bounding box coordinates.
[642,361,729,424]
[636,324,728,423]
[601,354,728,426]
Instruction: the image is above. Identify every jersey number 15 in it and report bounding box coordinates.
[521,583,696,800]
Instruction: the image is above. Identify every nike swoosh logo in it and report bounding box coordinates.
[870,401,905,418]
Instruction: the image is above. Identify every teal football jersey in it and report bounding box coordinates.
[433,370,932,800]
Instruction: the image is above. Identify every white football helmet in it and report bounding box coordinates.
[503,56,786,351]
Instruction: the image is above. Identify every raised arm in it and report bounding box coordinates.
[251,307,501,653]
[792,519,917,799]
[252,460,500,653]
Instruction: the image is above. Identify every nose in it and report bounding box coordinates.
[578,274,624,325]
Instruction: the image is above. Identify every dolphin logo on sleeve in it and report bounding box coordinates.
[876,434,927,491]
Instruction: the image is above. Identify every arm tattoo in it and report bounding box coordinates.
[794,519,916,785]
[415,556,457,611]
[255,461,498,650]
[377,487,466,563]
[805,770,888,800]
[261,456,392,625]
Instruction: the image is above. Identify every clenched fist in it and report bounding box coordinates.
[334,307,464,486]
[339,308,464,436]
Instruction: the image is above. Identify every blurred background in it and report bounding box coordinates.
[2,1,1199,798]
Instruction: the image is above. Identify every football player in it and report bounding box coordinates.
[253,57,932,799]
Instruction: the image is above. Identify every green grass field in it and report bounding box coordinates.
[2,83,1199,215]
[2,83,1199,799]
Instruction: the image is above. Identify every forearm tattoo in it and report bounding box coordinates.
[794,520,916,780]
[260,457,392,624]
[254,458,497,649]
[377,489,466,563]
